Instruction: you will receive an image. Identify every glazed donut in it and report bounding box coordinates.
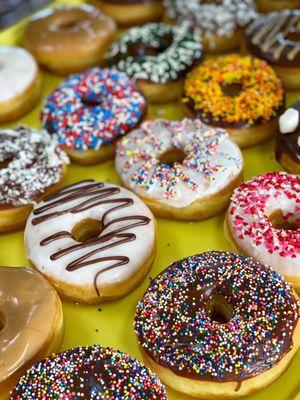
[164,0,257,53]
[106,23,203,103]
[183,55,284,148]
[0,46,41,123]
[255,0,300,14]
[23,5,116,75]
[244,10,300,91]
[41,67,146,165]
[225,172,300,291]
[115,119,243,220]
[135,251,300,399]
[9,345,167,399]
[0,127,68,234]
[0,267,63,399]
[96,0,164,27]
[276,100,300,174]
[25,180,156,304]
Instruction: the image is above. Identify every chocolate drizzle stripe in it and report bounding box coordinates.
[33,180,151,296]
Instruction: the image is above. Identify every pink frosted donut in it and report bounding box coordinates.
[225,172,300,291]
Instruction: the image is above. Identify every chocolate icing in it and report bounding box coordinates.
[276,100,300,163]
[245,10,300,67]
[32,180,151,296]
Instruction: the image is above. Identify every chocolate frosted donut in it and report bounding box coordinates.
[276,100,300,173]
[135,251,300,398]
[9,345,167,399]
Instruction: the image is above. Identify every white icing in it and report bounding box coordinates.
[279,108,299,134]
[0,46,38,103]
[25,181,155,293]
[115,119,243,208]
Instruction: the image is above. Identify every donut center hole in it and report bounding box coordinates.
[71,219,103,243]
[129,33,173,57]
[207,293,233,324]
[159,148,186,167]
[0,311,5,332]
[57,17,82,31]
[222,83,243,98]
[81,96,102,108]
[269,210,300,231]
[0,157,12,169]
[286,32,300,43]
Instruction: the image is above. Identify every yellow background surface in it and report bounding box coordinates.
[0,1,299,399]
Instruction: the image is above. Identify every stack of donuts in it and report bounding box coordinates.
[0,0,300,399]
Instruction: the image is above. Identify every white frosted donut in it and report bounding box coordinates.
[115,119,243,219]
[0,46,41,122]
[226,172,300,291]
[25,180,156,304]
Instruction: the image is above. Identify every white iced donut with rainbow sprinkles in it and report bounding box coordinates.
[225,172,300,292]
[115,119,243,220]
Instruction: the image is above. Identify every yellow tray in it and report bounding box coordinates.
[0,2,299,399]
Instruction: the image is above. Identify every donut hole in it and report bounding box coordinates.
[71,219,103,243]
[57,17,82,31]
[269,210,300,231]
[81,96,103,108]
[0,311,5,332]
[222,83,243,98]
[0,157,12,169]
[128,33,173,58]
[159,148,186,167]
[207,293,233,324]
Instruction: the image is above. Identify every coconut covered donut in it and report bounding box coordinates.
[183,55,284,148]
[115,119,243,220]
[0,267,63,399]
[225,172,300,291]
[25,180,156,304]
[276,100,300,174]
[245,10,300,91]
[0,46,41,123]
[0,127,68,233]
[41,67,146,165]
[9,345,167,399]
[23,4,116,75]
[135,251,300,399]
[164,0,257,53]
[106,23,203,102]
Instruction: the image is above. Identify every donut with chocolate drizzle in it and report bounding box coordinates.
[25,180,156,304]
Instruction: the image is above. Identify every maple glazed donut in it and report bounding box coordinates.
[183,55,284,148]
[115,119,243,220]
[225,172,300,292]
[23,5,116,75]
[0,267,63,399]
[276,100,300,174]
[135,251,300,399]
[245,10,300,91]
[0,46,41,123]
[255,0,300,13]
[25,180,156,304]
[9,345,167,399]
[0,127,68,234]
[164,0,257,53]
[97,0,164,27]
[41,67,147,165]
[106,23,203,103]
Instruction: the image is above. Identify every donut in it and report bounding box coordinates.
[106,23,203,103]
[41,67,147,165]
[0,127,68,234]
[9,345,167,399]
[22,5,116,75]
[24,180,156,304]
[164,0,257,53]
[255,0,300,14]
[244,10,300,91]
[276,100,300,174]
[96,0,164,27]
[183,55,284,148]
[0,46,41,123]
[134,251,300,399]
[0,267,63,398]
[225,172,300,292]
[115,119,243,220]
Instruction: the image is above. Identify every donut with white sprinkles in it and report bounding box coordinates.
[9,345,167,399]
[41,67,146,154]
[134,251,300,398]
